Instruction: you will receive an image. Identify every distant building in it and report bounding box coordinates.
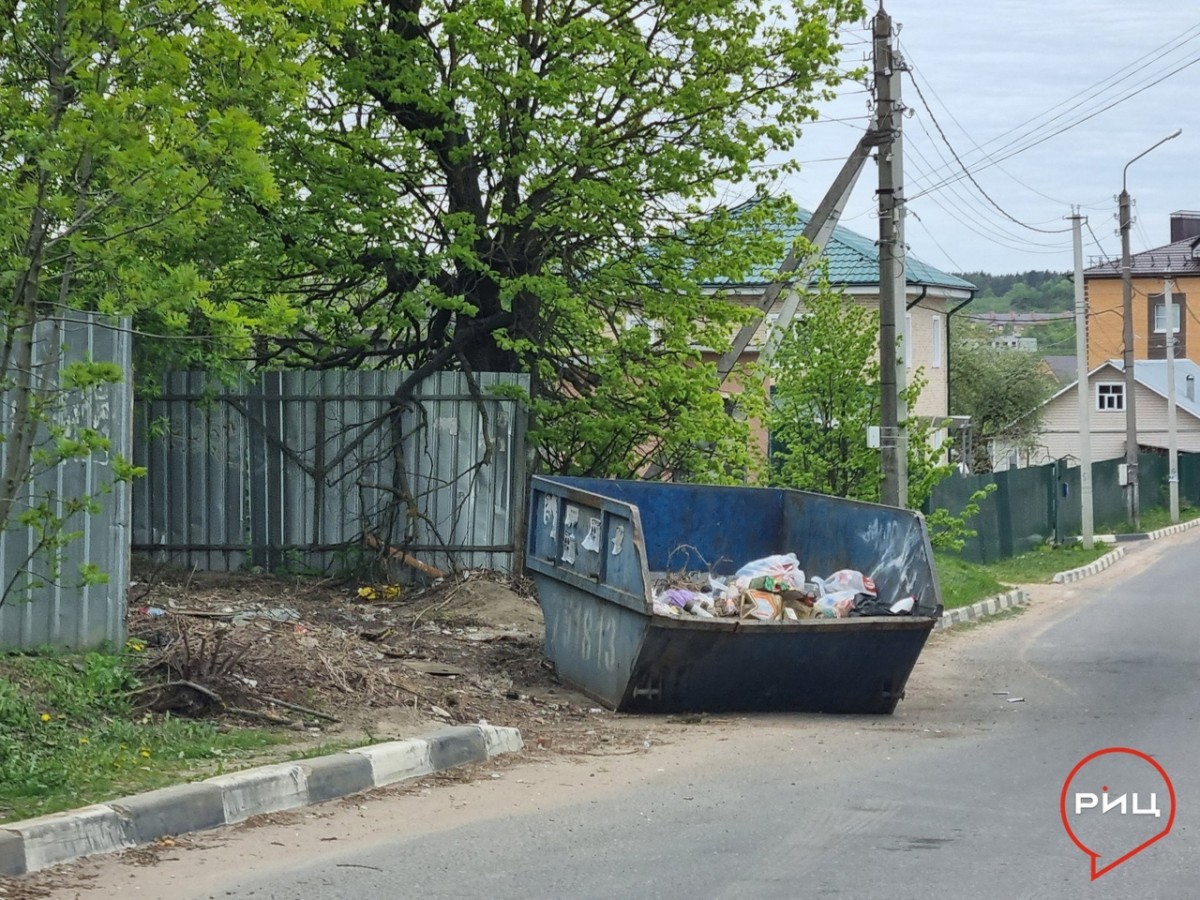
[1084,210,1200,367]
[991,334,1038,352]
[991,358,1200,471]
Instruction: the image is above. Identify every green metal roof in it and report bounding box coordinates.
[705,200,976,292]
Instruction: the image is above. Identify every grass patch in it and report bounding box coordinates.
[0,649,285,823]
[984,542,1112,584]
[935,541,1115,612]
[1109,502,1200,534]
[933,552,1008,610]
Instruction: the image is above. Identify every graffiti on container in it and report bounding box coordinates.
[860,517,925,603]
[551,599,617,673]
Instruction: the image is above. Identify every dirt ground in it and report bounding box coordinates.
[124,563,654,765]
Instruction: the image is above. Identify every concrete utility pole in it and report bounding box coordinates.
[1165,275,1180,523]
[715,133,878,384]
[1118,187,1139,528]
[1119,129,1181,528]
[875,5,907,508]
[1071,211,1094,548]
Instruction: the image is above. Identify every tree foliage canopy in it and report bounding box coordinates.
[217,0,865,478]
[0,0,331,599]
[766,277,950,510]
[948,325,1057,472]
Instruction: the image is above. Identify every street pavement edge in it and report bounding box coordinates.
[0,723,523,877]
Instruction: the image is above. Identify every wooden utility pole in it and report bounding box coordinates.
[875,5,907,508]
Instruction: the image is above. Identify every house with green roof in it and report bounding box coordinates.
[705,200,976,420]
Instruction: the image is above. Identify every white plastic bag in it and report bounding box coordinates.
[733,553,803,591]
[814,590,857,618]
[818,569,877,597]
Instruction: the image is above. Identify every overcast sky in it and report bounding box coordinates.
[771,1,1200,276]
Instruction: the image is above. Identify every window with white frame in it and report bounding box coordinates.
[1096,382,1125,412]
[931,314,943,367]
[1153,301,1182,333]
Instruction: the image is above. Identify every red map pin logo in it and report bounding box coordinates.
[1060,747,1176,880]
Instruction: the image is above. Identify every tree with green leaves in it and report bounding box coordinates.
[220,0,865,480]
[949,325,1057,473]
[0,0,328,604]
[766,276,950,510]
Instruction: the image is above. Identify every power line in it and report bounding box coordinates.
[903,50,1088,209]
[904,95,1072,249]
[910,37,1200,199]
[905,23,1200,194]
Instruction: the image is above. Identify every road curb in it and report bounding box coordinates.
[1144,516,1200,541]
[1051,547,1125,584]
[0,723,522,878]
[935,588,1028,632]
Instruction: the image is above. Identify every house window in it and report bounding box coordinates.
[1147,292,1187,359]
[905,313,913,368]
[1096,382,1125,412]
[1153,302,1181,333]
[931,314,943,368]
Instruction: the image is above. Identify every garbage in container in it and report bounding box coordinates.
[526,476,943,714]
[651,559,902,623]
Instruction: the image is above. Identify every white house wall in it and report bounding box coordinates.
[993,376,1200,470]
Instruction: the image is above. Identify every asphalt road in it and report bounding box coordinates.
[52,532,1200,899]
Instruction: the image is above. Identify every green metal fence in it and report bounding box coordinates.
[927,452,1200,564]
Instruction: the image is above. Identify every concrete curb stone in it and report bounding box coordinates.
[207,762,308,824]
[0,723,523,878]
[1144,516,1200,541]
[5,805,135,874]
[108,783,227,845]
[301,753,376,805]
[0,831,24,878]
[1051,547,1125,584]
[935,589,1027,632]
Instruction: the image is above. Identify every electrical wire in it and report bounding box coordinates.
[905,22,1200,192]
[903,49,1111,211]
[904,102,1072,251]
[908,79,1065,236]
[909,31,1200,199]
[1086,219,1115,266]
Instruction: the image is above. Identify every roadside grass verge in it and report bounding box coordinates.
[1109,501,1200,534]
[935,541,1112,610]
[0,648,284,824]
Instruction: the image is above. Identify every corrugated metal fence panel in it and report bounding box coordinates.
[0,314,132,650]
[131,370,529,576]
[930,462,1055,563]
[1091,458,1126,528]
[395,371,527,575]
[133,373,250,571]
[929,450,1200,565]
[1180,453,1200,504]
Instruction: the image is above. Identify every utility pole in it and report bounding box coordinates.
[875,5,907,508]
[1118,129,1180,528]
[1118,187,1139,528]
[1071,211,1093,548]
[1165,275,1180,523]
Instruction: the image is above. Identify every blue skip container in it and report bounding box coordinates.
[525,476,943,714]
